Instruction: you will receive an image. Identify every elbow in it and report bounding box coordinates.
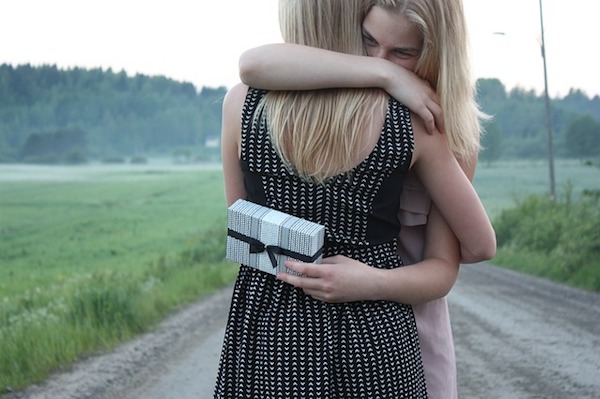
[463,246,496,264]
[482,228,498,261]
[238,49,263,86]
[432,278,455,300]
[461,232,497,264]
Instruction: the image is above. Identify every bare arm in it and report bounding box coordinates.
[365,156,482,302]
[276,114,490,304]
[240,43,443,134]
[411,116,496,262]
[279,202,460,305]
[224,83,458,304]
[221,83,248,206]
[365,153,484,302]
[455,154,491,263]
[278,133,493,304]
[381,204,461,302]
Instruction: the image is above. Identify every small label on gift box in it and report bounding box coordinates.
[226,199,325,275]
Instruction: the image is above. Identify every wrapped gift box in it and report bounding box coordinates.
[226,199,325,275]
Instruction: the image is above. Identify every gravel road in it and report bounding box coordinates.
[4,263,600,399]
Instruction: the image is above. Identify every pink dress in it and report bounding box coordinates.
[397,171,459,399]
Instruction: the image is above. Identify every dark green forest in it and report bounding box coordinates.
[1,64,599,164]
[0,64,226,164]
[477,79,600,163]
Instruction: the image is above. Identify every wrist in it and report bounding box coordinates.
[371,58,396,92]
[370,267,393,301]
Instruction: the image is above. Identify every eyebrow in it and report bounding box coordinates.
[361,28,377,42]
[361,27,422,55]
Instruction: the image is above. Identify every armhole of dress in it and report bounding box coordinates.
[389,97,415,174]
[240,88,265,159]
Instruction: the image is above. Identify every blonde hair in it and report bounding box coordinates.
[370,0,489,161]
[259,0,386,182]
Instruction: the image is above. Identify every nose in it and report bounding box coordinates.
[373,48,390,61]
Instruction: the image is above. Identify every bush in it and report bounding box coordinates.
[64,150,87,164]
[493,191,600,291]
[68,282,144,334]
[494,195,567,252]
[130,155,148,164]
[102,156,126,164]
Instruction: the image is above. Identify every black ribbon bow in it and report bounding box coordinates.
[227,229,324,269]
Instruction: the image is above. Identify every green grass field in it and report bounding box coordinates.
[0,159,598,391]
[474,159,600,219]
[1,165,228,296]
[0,164,237,390]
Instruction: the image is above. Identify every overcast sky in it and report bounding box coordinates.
[1,0,598,98]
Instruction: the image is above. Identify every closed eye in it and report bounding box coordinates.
[393,48,421,58]
[362,31,378,47]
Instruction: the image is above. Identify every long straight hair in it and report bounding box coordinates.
[371,0,489,161]
[259,0,387,182]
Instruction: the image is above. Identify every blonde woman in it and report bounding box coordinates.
[216,0,495,397]
[238,1,484,397]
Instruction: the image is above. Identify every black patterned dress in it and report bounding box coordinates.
[214,88,427,398]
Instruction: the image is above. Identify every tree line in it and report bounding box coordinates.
[0,64,226,163]
[0,64,599,164]
[477,78,600,163]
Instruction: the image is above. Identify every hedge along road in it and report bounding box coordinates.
[5,263,600,399]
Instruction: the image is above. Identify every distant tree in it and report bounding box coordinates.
[565,114,600,157]
[480,120,503,164]
[7,64,600,162]
[172,147,193,164]
[21,132,52,159]
[560,89,600,121]
[477,78,506,102]
[21,127,87,163]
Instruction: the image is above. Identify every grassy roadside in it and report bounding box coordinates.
[473,159,600,220]
[475,159,600,293]
[491,190,600,291]
[0,167,238,391]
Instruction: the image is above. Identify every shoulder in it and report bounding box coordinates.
[223,83,250,112]
[222,83,250,146]
[222,84,250,132]
[410,112,451,167]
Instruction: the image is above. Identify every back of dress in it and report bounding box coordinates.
[214,87,429,399]
[241,88,414,268]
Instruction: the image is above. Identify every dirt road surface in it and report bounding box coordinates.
[4,263,600,399]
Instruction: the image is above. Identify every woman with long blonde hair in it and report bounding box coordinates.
[239,1,486,397]
[217,0,495,397]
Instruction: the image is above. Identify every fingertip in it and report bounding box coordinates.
[427,121,436,135]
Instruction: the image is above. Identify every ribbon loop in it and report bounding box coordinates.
[249,242,265,254]
[266,245,282,268]
[227,228,325,270]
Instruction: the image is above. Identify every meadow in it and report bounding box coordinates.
[1,159,598,391]
[0,163,237,390]
[475,159,600,291]
[473,159,600,219]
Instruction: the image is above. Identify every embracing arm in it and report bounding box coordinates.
[367,154,483,302]
[455,155,492,263]
[379,205,461,303]
[221,83,249,206]
[276,128,491,303]
[240,43,443,134]
[411,117,496,262]
[278,203,460,304]
[365,155,483,302]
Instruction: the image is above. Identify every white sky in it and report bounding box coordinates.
[1,0,598,98]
